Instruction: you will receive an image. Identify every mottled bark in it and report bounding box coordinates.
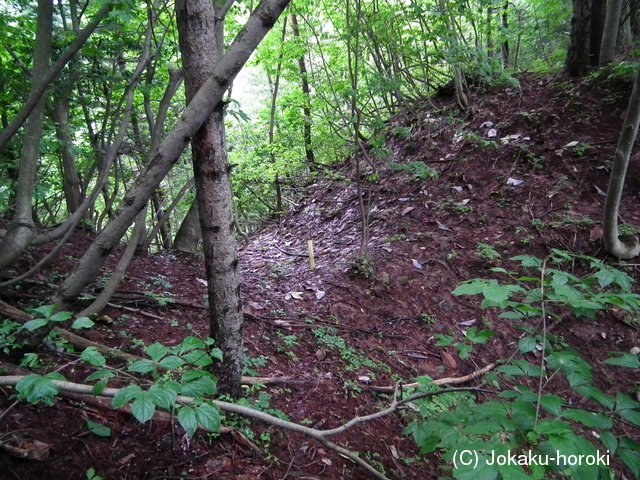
[176,0,246,398]
[173,200,202,253]
[600,0,623,65]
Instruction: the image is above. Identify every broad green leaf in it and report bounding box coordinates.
[49,311,73,322]
[562,409,612,429]
[148,384,177,410]
[72,317,95,329]
[540,394,564,417]
[145,343,168,362]
[183,350,213,367]
[112,385,142,409]
[81,347,107,367]
[465,327,495,344]
[180,336,206,352]
[195,403,221,432]
[603,352,640,368]
[178,406,198,437]
[158,356,186,370]
[497,463,531,480]
[131,393,156,423]
[510,255,543,267]
[500,311,525,319]
[599,431,617,454]
[31,304,57,318]
[92,379,108,396]
[534,419,573,436]
[454,453,499,480]
[128,359,157,375]
[453,281,488,297]
[575,385,615,410]
[87,420,111,437]
[22,318,49,331]
[181,375,217,397]
[518,336,538,354]
[16,374,60,405]
[617,408,640,427]
[615,393,640,412]
[618,448,640,479]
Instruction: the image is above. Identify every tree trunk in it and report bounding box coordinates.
[603,64,640,259]
[173,200,202,253]
[0,0,53,270]
[52,93,83,214]
[290,13,316,167]
[565,0,592,76]
[600,0,623,65]
[176,0,246,398]
[589,0,605,65]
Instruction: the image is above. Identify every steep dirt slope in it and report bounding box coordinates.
[1,73,639,480]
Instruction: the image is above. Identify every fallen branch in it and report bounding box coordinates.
[362,362,496,393]
[0,362,495,480]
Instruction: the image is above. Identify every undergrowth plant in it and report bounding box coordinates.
[406,250,640,479]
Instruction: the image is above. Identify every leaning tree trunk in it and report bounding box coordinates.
[602,64,640,259]
[176,0,245,398]
[0,0,53,270]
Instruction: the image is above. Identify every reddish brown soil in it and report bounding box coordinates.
[1,73,639,480]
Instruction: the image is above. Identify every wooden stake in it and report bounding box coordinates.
[308,240,315,271]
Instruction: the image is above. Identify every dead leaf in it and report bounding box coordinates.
[506,177,524,186]
[196,277,207,286]
[459,319,477,327]
[315,290,326,300]
[441,350,458,369]
[411,259,424,270]
[590,227,603,241]
[274,320,292,328]
[487,128,497,137]
[401,206,416,216]
[285,291,304,300]
[315,348,326,361]
[437,221,451,231]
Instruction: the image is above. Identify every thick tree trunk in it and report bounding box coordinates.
[565,0,592,76]
[600,0,623,65]
[0,0,53,270]
[176,0,245,398]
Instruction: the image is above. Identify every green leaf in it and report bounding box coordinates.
[534,419,573,436]
[497,464,531,480]
[148,384,177,410]
[81,347,107,367]
[86,420,111,438]
[128,359,157,375]
[540,394,564,417]
[195,403,221,432]
[112,385,142,409]
[16,374,60,405]
[22,318,49,331]
[619,447,640,478]
[617,408,640,427]
[453,281,488,297]
[31,304,57,318]
[158,356,186,370]
[465,327,495,344]
[615,392,640,412]
[435,334,455,346]
[500,311,525,319]
[562,409,613,429]
[603,352,640,368]
[518,336,538,354]
[575,385,615,410]
[131,392,156,423]
[49,311,73,322]
[454,453,499,480]
[510,255,542,267]
[145,343,168,362]
[210,347,223,362]
[599,431,617,454]
[181,374,217,397]
[92,379,108,396]
[86,369,115,383]
[178,406,198,437]
[183,350,213,367]
[72,317,95,329]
